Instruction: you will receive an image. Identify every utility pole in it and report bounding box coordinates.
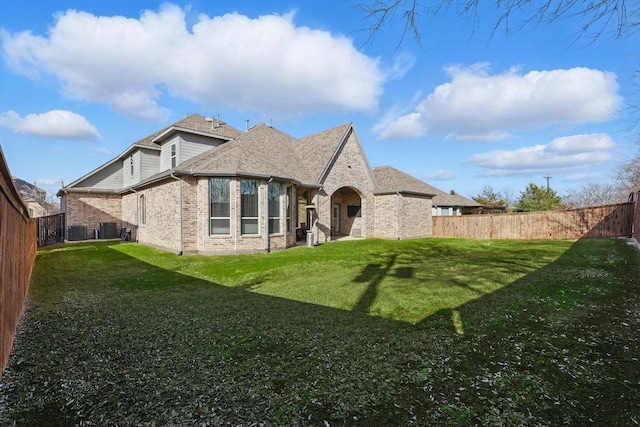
[544,175,551,191]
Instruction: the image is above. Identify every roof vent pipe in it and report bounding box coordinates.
[245,119,250,132]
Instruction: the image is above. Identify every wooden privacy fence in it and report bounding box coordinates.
[0,147,37,380]
[433,202,635,240]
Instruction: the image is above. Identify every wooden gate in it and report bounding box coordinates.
[37,213,65,247]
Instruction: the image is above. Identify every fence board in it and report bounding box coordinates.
[1,147,37,379]
[433,203,635,240]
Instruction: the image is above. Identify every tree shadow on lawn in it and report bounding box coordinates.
[2,239,639,426]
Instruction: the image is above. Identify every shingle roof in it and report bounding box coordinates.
[294,123,352,184]
[372,166,437,196]
[372,166,479,206]
[133,114,241,149]
[433,192,479,207]
[179,124,306,182]
[178,122,352,186]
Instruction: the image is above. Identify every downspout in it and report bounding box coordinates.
[396,191,401,240]
[170,174,184,255]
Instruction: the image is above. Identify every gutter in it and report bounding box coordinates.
[170,174,184,255]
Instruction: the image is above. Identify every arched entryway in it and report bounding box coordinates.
[330,187,363,238]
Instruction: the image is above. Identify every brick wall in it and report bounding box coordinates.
[399,195,432,239]
[319,131,376,242]
[373,194,399,239]
[134,179,182,252]
[63,191,122,238]
[121,192,137,242]
[373,193,433,239]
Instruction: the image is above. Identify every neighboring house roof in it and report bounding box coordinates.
[372,166,436,197]
[372,166,479,206]
[432,192,479,208]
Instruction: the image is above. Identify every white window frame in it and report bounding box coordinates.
[209,178,231,235]
[139,194,146,225]
[241,180,259,234]
[268,182,281,234]
[286,186,292,233]
[170,143,177,168]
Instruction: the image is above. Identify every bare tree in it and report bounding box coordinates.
[616,140,640,199]
[358,0,640,46]
[563,182,624,208]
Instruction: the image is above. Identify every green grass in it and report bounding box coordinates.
[1,238,639,426]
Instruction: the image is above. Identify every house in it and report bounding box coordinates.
[431,191,482,216]
[58,114,438,254]
[13,177,48,218]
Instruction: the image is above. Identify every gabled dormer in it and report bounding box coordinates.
[152,118,241,172]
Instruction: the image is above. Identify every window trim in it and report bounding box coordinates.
[241,179,259,235]
[268,182,281,234]
[209,178,231,235]
[139,194,146,225]
[286,186,292,233]
[170,143,177,168]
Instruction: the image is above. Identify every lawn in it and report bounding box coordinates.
[1,238,639,426]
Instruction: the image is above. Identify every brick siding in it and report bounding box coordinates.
[63,192,121,239]
[318,131,376,242]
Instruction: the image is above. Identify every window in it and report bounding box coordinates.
[268,182,281,233]
[441,207,450,216]
[139,194,146,225]
[241,180,259,234]
[347,205,361,218]
[130,154,134,176]
[170,143,177,168]
[210,178,230,235]
[286,186,292,233]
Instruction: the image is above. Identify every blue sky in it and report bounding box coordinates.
[0,0,637,202]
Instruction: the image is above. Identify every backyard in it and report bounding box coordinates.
[0,237,639,426]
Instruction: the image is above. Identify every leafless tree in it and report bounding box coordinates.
[616,140,640,198]
[563,182,625,208]
[357,0,640,46]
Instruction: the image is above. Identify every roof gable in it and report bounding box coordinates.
[294,123,352,184]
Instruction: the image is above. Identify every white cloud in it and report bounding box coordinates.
[0,110,99,139]
[1,5,385,121]
[467,133,615,176]
[375,63,622,140]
